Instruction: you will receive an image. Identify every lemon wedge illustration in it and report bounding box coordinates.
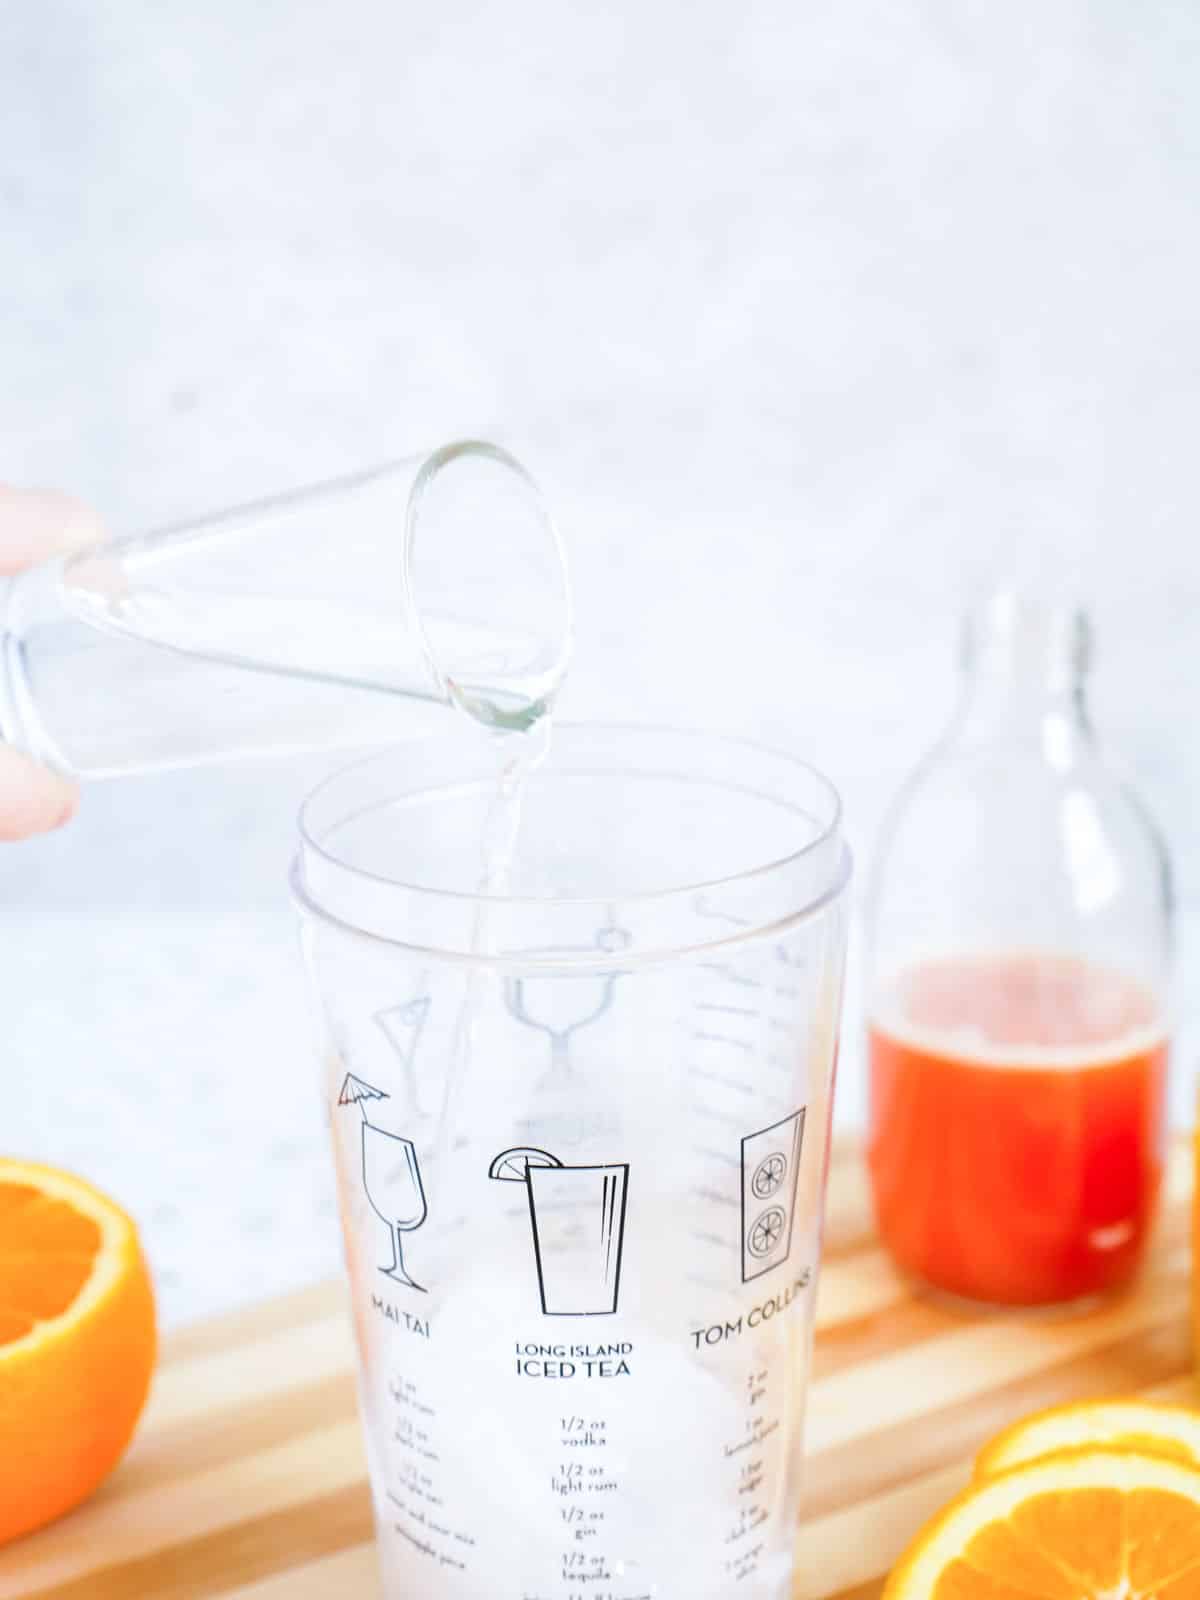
[488,1148,563,1182]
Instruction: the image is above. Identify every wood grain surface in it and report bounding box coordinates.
[3,1141,1193,1599]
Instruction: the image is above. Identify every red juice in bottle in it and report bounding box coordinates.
[868,952,1168,1306]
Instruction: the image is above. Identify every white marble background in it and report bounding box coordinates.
[3,1,1199,1326]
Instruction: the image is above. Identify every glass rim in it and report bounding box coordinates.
[292,722,850,965]
[297,721,842,904]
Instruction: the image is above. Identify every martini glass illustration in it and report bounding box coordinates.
[373,996,433,1121]
[339,1073,428,1292]
[503,922,631,1084]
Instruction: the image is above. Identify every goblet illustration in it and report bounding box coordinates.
[363,1126,428,1292]
[340,1073,428,1292]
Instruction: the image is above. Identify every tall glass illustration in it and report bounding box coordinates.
[296,727,850,1600]
[490,1149,630,1315]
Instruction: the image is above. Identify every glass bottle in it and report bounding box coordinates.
[865,591,1172,1307]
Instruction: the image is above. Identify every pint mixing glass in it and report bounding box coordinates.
[294,726,850,1598]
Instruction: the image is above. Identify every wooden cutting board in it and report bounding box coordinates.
[3,1141,1194,1600]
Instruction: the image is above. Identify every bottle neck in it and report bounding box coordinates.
[954,593,1093,746]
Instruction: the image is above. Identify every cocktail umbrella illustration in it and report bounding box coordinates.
[338,1073,388,1113]
[339,1074,428,1293]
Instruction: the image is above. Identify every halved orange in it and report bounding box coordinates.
[884,1448,1200,1599]
[0,1158,156,1544]
[977,1399,1200,1480]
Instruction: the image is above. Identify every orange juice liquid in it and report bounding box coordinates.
[868,954,1168,1306]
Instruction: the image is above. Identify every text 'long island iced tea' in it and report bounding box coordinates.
[868,953,1168,1306]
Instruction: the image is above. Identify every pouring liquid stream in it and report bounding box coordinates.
[426,715,553,1235]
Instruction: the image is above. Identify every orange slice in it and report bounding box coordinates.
[0,1158,156,1544]
[488,1147,563,1182]
[884,1449,1200,1600]
[977,1400,1200,1480]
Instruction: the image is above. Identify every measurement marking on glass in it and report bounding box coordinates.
[699,962,764,989]
[691,1066,756,1096]
[694,896,753,928]
[692,1105,747,1129]
[690,1145,740,1169]
[692,1030,753,1052]
[689,1229,729,1248]
[775,945,809,970]
[691,1185,740,1209]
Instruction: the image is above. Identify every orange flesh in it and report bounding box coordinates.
[947,1487,1200,1597]
[0,1162,157,1545]
[868,954,1168,1305]
[0,1182,102,1335]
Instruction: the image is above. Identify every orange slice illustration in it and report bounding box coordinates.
[488,1148,563,1182]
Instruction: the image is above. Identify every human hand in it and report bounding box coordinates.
[0,487,104,839]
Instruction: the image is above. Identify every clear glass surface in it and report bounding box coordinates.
[0,441,570,776]
[865,592,1173,1307]
[294,725,851,1600]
